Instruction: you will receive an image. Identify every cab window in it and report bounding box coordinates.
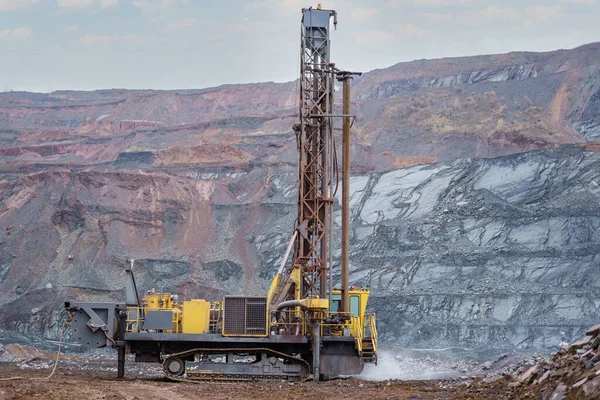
[330,294,341,313]
[350,295,360,317]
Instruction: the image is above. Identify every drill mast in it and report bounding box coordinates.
[290,7,338,300]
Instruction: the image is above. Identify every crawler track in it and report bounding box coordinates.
[162,347,311,383]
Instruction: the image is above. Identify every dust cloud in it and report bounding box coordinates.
[358,350,458,381]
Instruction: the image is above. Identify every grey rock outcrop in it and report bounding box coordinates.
[1,145,599,354]
[333,146,600,352]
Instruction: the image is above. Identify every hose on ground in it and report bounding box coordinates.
[0,311,72,382]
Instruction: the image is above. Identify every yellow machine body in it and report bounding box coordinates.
[298,298,329,310]
[127,284,377,359]
[145,292,174,310]
[182,299,210,334]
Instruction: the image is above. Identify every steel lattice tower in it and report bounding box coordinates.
[293,7,337,299]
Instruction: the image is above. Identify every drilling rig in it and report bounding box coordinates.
[64,6,378,382]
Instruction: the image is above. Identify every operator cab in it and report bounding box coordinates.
[328,288,370,318]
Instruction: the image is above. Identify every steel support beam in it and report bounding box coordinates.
[312,321,321,381]
[340,75,351,314]
[117,309,127,378]
[117,346,125,378]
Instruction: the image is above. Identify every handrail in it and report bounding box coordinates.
[364,312,378,355]
[126,307,143,333]
[353,316,363,354]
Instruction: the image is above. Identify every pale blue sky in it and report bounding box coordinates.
[1,0,598,92]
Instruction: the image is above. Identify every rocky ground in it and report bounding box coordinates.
[0,364,514,400]
[0,344,580,399]
[2,323,600,398]
[0,345,518,400]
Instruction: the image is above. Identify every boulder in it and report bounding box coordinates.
[586,324,600,337]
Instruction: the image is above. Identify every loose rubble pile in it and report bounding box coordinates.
[0,343,69,362]
[0,343,64,361]
[0,343,77,372]
[511,324,600,399]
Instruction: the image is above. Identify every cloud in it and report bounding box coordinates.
[162,18,197,32]
[354,22,434,45]
[236,17,281,32]
[425,4,562,32]
[132,0,188,14]
[56,0,118,8]
[349,7,379,24]
[354,29,394,45]
[0,0,38,12]
[389,0,478,7]
[470,5,521,23]
[422,12,453,23]
[246,0,307,10]
[391,23,434,38]
[521,5,561,28]
[73,33,146,46]
[424,5,523,28]
[0,27,33,40]
[559,0,596,4]
[413,0,475,6]
[57,0,94,8]
[525,5,561,21]
[99,0,118,7]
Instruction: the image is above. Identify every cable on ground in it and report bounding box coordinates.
[0,311,73,382]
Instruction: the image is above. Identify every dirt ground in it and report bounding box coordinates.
[0,363,514,400]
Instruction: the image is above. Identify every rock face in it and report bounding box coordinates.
[2,145,599,353]
[343,146,600,351]
[1,43,600,174]
[1,43,600,353]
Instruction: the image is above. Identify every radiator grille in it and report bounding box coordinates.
[223,296,267,337]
